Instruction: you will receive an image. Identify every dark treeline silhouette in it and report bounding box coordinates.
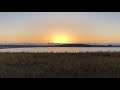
[0,43,120,49]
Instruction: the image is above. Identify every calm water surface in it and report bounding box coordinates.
[0,47,120,53]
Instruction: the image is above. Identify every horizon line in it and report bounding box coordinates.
[1,42,120,44]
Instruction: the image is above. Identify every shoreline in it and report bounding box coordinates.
[0,43,120,49]
[0,46,120,49]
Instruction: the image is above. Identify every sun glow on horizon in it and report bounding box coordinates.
[50,34,71,44]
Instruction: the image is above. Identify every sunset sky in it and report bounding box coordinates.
[0,12,120,44]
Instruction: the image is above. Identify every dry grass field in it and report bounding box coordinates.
[0,52,120,78]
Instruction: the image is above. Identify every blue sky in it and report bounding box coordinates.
[0,12,120,43]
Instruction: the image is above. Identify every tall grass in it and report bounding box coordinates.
[0,52,120,78]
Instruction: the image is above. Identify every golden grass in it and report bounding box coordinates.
[0,52,119,78]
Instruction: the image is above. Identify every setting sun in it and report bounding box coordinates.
[50,34,70,44]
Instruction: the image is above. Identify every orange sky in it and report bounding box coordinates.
[1,12,120,44]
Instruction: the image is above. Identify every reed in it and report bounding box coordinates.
[0,52,119,78]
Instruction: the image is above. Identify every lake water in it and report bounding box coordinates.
[0,47,120,53]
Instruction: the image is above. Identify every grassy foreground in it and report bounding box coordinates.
[0,52,120,78]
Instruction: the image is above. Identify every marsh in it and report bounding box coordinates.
[0,52,120,78]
